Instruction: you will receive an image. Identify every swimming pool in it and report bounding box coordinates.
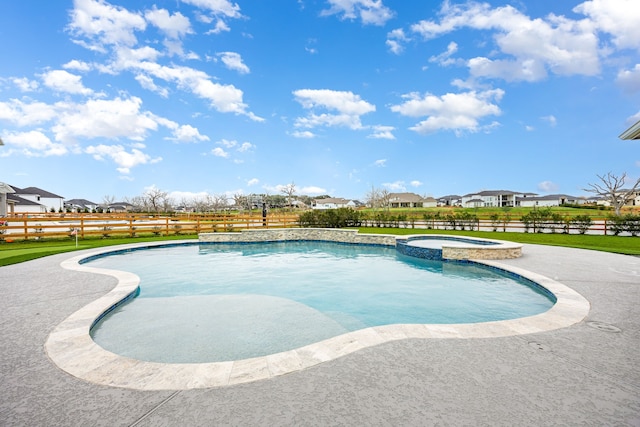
[86,241,554,363]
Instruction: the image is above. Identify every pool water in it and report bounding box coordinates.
[88,241,554,363]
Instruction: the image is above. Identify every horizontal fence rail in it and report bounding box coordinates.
[0,213,300,241]
[0,211,637,241]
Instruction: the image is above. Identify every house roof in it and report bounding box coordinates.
[19,186,64,199]
[65,198,99,207]
[463,190,538,197]
[315,198,351,204]
[619,119,640,140]
[388,192,424,202]
[0,182,15,194]
[516,194,578,201]
[437,195,461,200]
[7,194,42,206]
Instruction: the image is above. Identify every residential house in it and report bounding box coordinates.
[64,199,100,212]
[107,202,134,212]
[622,189,640,207]
[5,185,64,213]
[387,192,437,208]
[461,190,537,208]
[517,194,585,208]
[437,195,462,207]
[6,193,46,214]
[312,198,356,210]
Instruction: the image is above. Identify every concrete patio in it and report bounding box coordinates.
[0,243,639,426]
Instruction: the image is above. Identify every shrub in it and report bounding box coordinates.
[570,215,593,235]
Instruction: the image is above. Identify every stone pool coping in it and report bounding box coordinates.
[45,233,589,391]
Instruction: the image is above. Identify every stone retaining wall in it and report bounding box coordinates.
[442,245,522,260]
[199,228,396,246]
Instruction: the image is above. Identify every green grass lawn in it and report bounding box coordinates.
[0,235,197,267]
[1,228,638,267]
[356,227,640,255]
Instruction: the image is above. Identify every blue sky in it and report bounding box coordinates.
[1,0,639,204]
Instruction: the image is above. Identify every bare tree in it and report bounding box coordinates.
[366,185,380,210]
[233,192,247,213]
[281,182,297,211]
[379,188,391,211]
[102,195,116,209]
[143,187,169,213]
[584,172,640,216]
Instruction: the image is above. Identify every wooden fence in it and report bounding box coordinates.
[0,213,300,241]
[0,212,633,241]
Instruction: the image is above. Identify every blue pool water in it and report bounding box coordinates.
[87,241,554,363]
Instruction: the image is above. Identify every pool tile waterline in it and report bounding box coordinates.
[45,230,590,390]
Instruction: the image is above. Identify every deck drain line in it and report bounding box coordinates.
[586,321,621,333]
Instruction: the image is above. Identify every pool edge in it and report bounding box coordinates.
[45,235,590,391]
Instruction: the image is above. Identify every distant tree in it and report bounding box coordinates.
[366,185,380,210]
[281,182,297,211]
[143,187,169,212]
[379,189,391,211]
[102,195,116,211]
[584,172,640,216]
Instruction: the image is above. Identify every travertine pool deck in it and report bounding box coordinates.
[1,241,639,425]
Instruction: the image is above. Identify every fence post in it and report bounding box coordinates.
[80,217,85,238]
[603,218,607,236]
[23,219,28,240]
[165,217,169,236]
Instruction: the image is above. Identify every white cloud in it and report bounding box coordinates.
[66,1,261,121]
[41,70,93,95]
[299,186,327,195]
[2,130,68,157]
[390,89,503,135]
[321,0,395,26]
[574,0,640,51]
[144,6,192,39]
[216,52,250,74]
[538,180,559,192]
[368,125,395,139]
[217,138,237,148]
[206,19,231,34]
[211,147,229,158]
[247,178,259,186]
[63,59,92,72]
[85,143,160,174]
[67,0,147,50]
[373,159,386,167]
[616,64,640,93]
[181,0,242,19]
[135,74,169,97]
[291,130,316,138]
[293,89,375,131]
[429,41,459,66]
[383,180,406,191]
[170,124,209,143]
[12,77,39,92]
[541,115,557,127]
[0,99,58,127]
[237,142,254,152]
[410,2,601,82]
[410,180,423,187]
[386,28,409,55]
[51,96,159,143]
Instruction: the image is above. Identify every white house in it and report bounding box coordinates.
[10,186,64,212]
[387,192,436,208]
[517,194,584,208]
[461,190,537,208]
[65,199,100,212]
[437,195,462,207]
[312,198,356,210]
